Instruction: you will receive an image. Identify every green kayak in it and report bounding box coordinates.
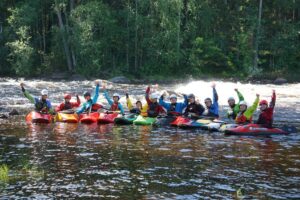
[133,115,156,126]
[114,114,137,125]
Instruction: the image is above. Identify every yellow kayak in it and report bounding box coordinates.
[55,112,79,123]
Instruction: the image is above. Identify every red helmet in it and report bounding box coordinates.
[64,94,72,99]
[259,100,268,105]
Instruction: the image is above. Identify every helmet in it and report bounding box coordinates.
[239,101,247,106]
[228,97,235,101]
[150,93,159,99]
[259,100,268,105]
[113,93,120,99]
[83,91,91,97]
[169,94,177,100]
[64,94,71,99]
[187,94,195,99]
[41,89,48,96]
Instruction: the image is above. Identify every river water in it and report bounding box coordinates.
[0,79,299,199]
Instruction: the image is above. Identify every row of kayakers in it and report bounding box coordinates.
[20,81,276,128]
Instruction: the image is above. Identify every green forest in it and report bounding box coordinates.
[0,0,299,80]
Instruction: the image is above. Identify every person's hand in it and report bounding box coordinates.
[272,89,275,93]
[196,99,200,104]
[211,82,216,88]
[95,80,101,86]
[256,93,260,97]
[20,83,25,88]
[234,88,238,92]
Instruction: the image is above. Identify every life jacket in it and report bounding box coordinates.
[236,111,252,124]
[256,108,273,128]
[147,102,159,117]
[130,108,141,114]
[110,102,119,111]
[63,102,73,110]
[84,100,102,112]
[185,102,204,115]
[35,100,49,112]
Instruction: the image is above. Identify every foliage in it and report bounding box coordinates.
[0,0,299,79]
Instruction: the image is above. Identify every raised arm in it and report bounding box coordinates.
[92,83,100,104]
[212,83,218,104]
[269,90,276,109]
[145,86,151,104]
[244,94,259,119]
[76,94,81,106]
[20,83,35,104]
[235,88,244,102]
[159,94,170,110]
[103,91,113,106]
[126,93,134,110]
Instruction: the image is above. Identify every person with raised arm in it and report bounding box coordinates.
[20,83,54,114]
[256,90,276,128]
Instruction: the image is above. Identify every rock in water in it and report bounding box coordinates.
[109,76,131,84]
[9,109,19,116]
[274,78,287,85]
[0,114,8,119]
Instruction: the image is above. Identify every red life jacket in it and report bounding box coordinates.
[110,103,119,111]
[236,112,252,124]
[91,103,103,111]
[256,108,273,128]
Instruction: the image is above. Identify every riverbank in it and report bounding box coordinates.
[0,72,298,85]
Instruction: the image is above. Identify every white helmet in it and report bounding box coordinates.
[239,101,247,106]
[150,93,159,99]
[169,94,177,100]
[113,93,120,99]
[228,97,235,101]
[41,89,48,96]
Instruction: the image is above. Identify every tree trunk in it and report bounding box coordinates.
[176,4,181,66]
[134,0,138,73]
[55,3,73,72]
[253,0,263,74]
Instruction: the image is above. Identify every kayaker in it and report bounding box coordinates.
[184,93,205,119]
[227,88,244,120]
[145,86,165,117]
[203,83,219,118]
[55,94,81,112]
[76,80,101,114]
[235,94,259,124]
[103,87,125,115]
[159,92,188,116]
[256,90,276,128]
[126,93,148,116]
[20,83,54,114]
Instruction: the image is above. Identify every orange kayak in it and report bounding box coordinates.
[25,111,52,124]
[98,112,119,124]
[55,112,79,123]
[79,112,99,124]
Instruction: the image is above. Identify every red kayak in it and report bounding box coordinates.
[25,111,52,124]
[224,124,289,136]
[98,112,119,124]
[79,112,99,124]
[170,116,192,127]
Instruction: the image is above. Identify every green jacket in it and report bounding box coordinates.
[227,91,244,119]
[23,91,55,114]
[235,96,259,123]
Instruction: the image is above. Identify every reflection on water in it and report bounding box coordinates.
[0,79,300,198]
[0,122,299,199]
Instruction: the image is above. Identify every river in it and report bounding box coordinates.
[0,79,299,199]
